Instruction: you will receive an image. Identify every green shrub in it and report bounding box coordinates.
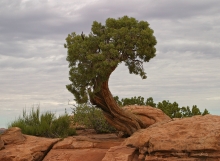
[72,104,116,133]
[8,106,76,138]
[50,114,76,138]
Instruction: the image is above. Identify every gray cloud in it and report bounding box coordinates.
[139,0,220,19]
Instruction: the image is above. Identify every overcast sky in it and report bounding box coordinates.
[0,0,220,128]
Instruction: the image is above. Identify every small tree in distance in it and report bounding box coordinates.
[65,16,157,136]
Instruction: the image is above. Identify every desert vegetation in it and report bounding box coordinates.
[72,104,116,133]
[8,105,76,138]
[8,96,209,138]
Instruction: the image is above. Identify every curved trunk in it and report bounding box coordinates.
[89,67,171,136]
[90,80,145,136]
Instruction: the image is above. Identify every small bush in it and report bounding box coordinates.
[8,106,76,138]
[72,104,116,133]
[50,114,76,138]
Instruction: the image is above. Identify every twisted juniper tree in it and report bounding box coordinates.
[65,16,157,136]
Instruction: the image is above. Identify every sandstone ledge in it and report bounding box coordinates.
[122,114,220,160]
[0,127,60,161]
[43,133,124,161]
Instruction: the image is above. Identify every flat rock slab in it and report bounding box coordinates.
[102,146,137,161]
[43,149,107,161]
[44,133,125,161]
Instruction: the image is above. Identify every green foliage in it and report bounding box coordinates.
[113,96,123,106]
[179,106,192,117]
[50,114,76,137]
[114,96,210,118]
[157,100,182,118]
[121,96,145,106]
[8,106,76,138]
[65,16,157,104]
[146,97,156,107]
[72,104,116,133]
[202,108,210,115]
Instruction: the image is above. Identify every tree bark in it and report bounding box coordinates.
[90,80,146,136]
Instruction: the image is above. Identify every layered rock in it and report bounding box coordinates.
[121,114,220,160]
[43,133,125,161]
[0,127,60,161]
[123,105,171,127]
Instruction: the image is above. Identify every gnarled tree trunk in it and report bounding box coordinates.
[90,80,141,135]
[90,79,171,136]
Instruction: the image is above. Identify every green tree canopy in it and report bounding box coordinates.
[65,16,157,104]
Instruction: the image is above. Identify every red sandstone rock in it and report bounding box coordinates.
[1,127,25,145]
[102,146,137,161]
[123,105,171,127]
[43,149,107,161]
[43,134,124,161]
[53,133,124,149]
[0,127,60,161]
[0,137,4,150]
[122,114,220,160]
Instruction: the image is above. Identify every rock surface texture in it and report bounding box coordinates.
[123,105,171,127]
[0,127,60,161]
[122,114,220,160]
[1,127,25,145]
[43,131,125,161]
[1,114,220,161]
[0,137,4,150]
[102,146,138,161]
